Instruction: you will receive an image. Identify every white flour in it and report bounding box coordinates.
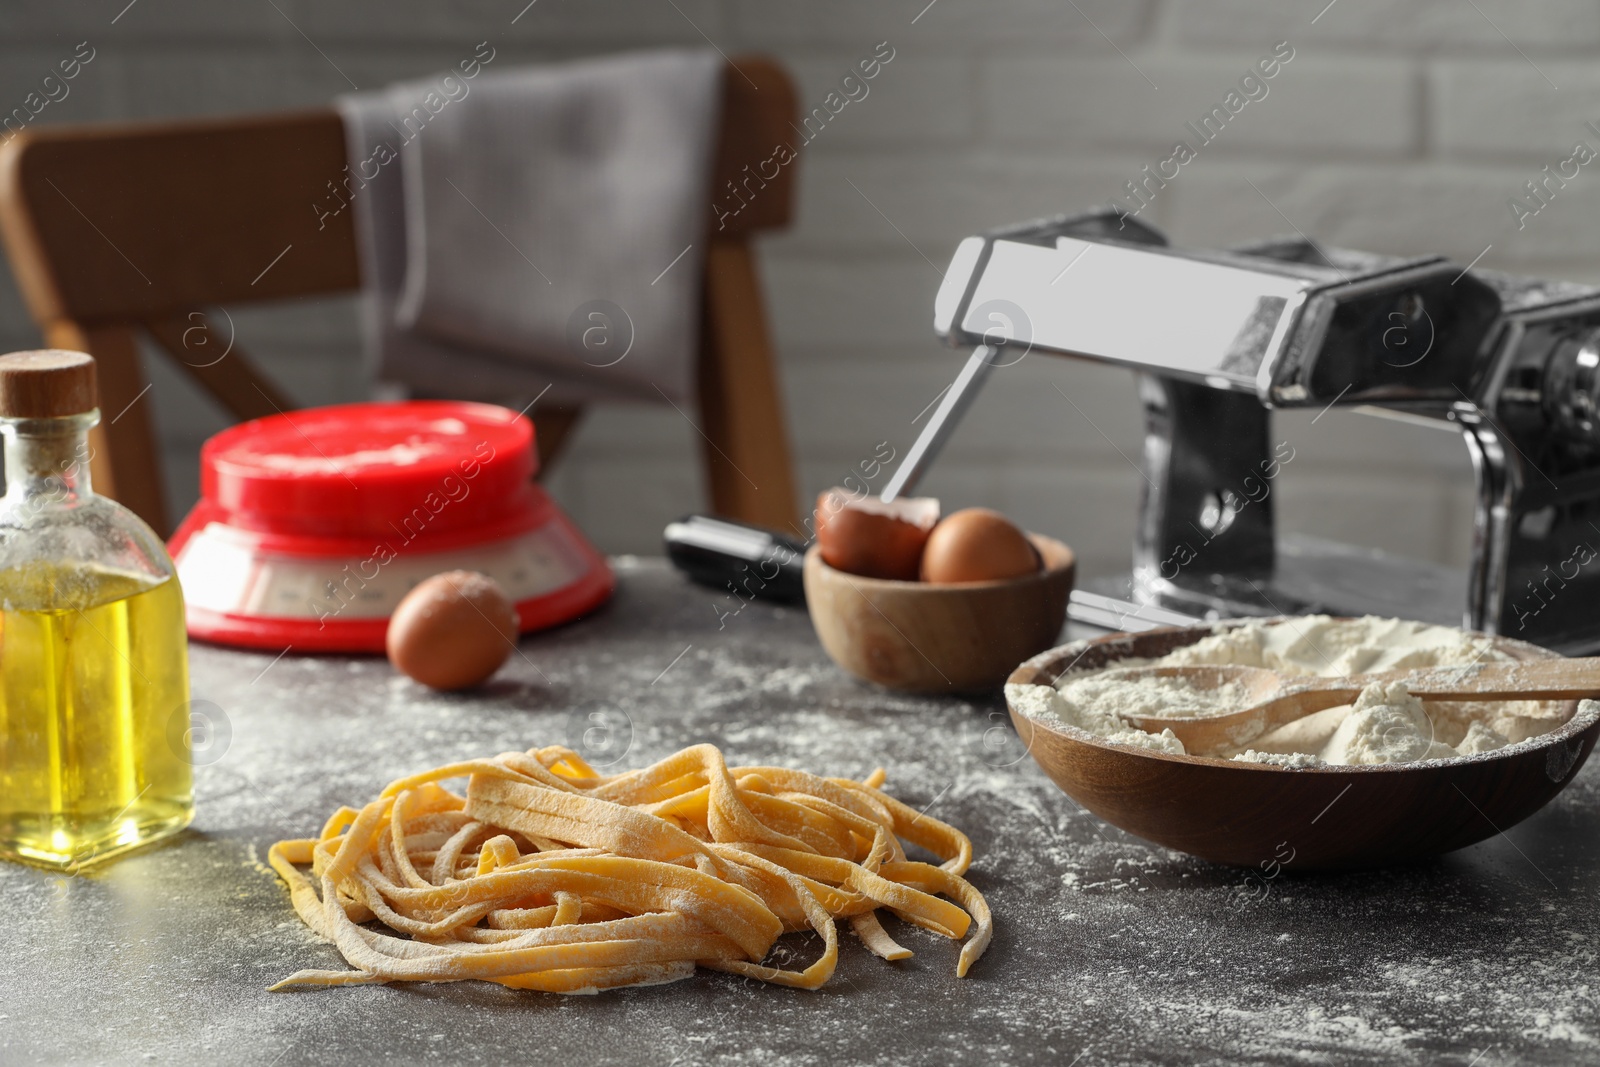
[1008,615,1571,767]
[1006,681,1186,754]
[1231,749,1322,768]
[1058,669,1250,720]
[1321,680,1458,765]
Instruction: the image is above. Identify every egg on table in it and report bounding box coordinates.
[386,570,520,690]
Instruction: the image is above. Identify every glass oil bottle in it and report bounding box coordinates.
[0,350,193,870]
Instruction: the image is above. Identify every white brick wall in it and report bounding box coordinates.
[1,0,1595,579]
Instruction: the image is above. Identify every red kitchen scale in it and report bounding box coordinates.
[168,400,614,652]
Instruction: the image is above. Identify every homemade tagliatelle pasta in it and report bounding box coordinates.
[267,743,992,993]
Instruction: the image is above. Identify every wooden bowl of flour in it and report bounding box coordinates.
[1006,622,1600,870]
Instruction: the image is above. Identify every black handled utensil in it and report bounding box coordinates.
[663,514,808,603]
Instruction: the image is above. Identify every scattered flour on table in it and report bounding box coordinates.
[1008,615,1573,767]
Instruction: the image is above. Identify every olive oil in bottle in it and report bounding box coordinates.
[0,564,192,868]
[0,350,194,870]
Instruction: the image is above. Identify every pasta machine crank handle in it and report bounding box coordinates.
[880,343,998,503]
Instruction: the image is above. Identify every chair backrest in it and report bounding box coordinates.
[0,57,800,534]
[0,56,795,331]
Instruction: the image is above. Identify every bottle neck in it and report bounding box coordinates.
[1,412,98,509]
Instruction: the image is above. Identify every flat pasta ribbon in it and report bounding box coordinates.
[268,743,992,993]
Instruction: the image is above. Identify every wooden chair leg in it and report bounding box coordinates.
[697,239,799,532]
[46,319,169,536]
[533,406,584,476]
[145,314,293,420]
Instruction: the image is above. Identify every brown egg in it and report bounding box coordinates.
[814,488,939,580]
[386,570,520,690]
[920,508,1040,584]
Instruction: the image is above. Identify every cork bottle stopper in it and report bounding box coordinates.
[0,350,98,418]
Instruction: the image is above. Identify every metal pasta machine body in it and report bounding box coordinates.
[884,210,1600,653]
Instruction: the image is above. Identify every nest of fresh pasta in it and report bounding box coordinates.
[268,743,992,993]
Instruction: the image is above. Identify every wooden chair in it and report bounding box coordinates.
[0,57,799,538]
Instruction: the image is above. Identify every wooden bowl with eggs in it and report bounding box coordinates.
[804,534,1075,693]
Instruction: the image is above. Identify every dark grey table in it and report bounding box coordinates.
[4,559,1598,1066]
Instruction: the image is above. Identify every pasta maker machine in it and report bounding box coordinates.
[884,209,1600,654]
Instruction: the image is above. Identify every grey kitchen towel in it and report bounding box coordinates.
[338,89,612,408]
[335,48,723,406]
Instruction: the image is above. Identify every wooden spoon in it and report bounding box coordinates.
[1116,659,1600,753]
